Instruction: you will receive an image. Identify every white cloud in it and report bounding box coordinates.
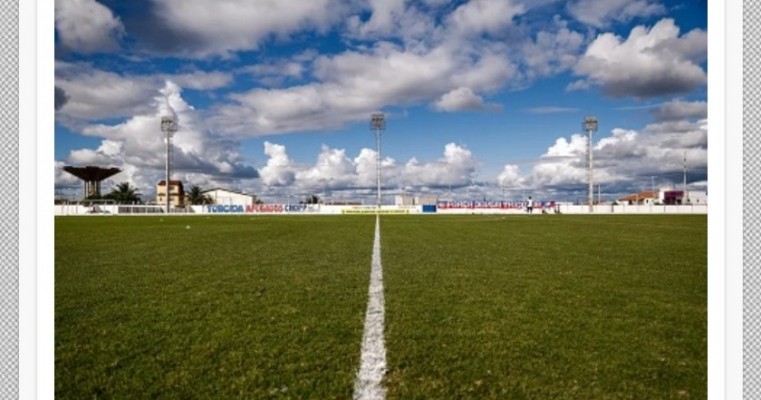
[651,99,707,121]
[433,87,497,112]
[254,142,477,196]
[520,17,585,79]
[567,0,666,28]
[148,0,346,57]
[396,143,478,188]
[259,142,296,186]
[170,71,235,91]
[354,0,407,37]
[544,134,588,158]
[572,18,707,98]
[55,0,125,53]
[346,1,438,45]
[55,62,233,120]
[55,62,155,120]
[446,0,525,37]
[497,165,522,187]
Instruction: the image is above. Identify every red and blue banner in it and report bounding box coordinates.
[436,201,556,209]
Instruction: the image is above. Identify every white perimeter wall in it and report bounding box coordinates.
[558,204,708,214]
[54,204,707,216]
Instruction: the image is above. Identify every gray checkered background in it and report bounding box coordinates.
[0,0,18,396]
[748,1,761,398]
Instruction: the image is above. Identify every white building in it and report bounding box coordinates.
[686,190,708,205]
[202,188,259,206]
[657,189,708,205]
[156,180,185,207]
[395,194,438,206]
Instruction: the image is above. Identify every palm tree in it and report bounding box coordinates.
[186,185,213,205]
[104,182,142,204]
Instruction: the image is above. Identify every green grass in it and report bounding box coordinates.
[382,215,706,399]
[55,214,707,399]
[55,215,375,399]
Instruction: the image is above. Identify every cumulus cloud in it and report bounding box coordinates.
[567,0,666,28]
[170,71,235,91]
[141,0,347,58]
[446,0,525,37]
[55,62,233,121]
[571,19,707,98]
[56,81,259,198]
[259,142,296,186]
[55,0,125,53]
[651,99,707,121]
[520,17,585,79]
[55,62,156,120]
[433,87,499,112]
[497,165,522,187]
[252,141,478,198]
[400,143,478,188]
[348,0,409,38]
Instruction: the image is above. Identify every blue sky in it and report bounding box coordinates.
[54,0,708,204]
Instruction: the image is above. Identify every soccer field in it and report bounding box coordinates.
[55,214,706,399]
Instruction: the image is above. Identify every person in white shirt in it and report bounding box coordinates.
[526,196,534,213]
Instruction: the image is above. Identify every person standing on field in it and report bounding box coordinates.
[526,196,534,214]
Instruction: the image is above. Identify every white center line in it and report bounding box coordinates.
[353,215,387,400]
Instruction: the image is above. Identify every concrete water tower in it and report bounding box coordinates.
[62,165,121,199]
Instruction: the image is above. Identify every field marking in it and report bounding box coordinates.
[353,215,387,400]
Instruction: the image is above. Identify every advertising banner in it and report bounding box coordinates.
[341,207,410,214]
[204,204,320,214]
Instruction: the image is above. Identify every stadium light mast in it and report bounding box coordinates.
[583,116,598,213]
[370,113,386,210]
[683,151,689,204]
[161,115,178,213]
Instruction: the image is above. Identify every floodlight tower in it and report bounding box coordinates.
[583,116,598,213]
[683,151,688,204]
[370,113,385,210]
[161,115,178,213]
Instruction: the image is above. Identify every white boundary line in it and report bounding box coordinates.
[353,215,387,400]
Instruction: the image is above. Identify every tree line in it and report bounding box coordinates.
[73,182,323,205]
[79,182,215,205]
